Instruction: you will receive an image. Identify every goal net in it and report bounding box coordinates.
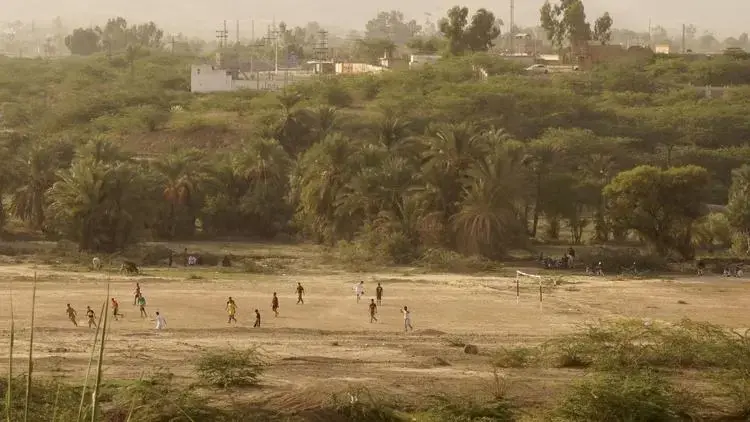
[515,270,544,308]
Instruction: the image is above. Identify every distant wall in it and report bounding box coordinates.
[191,64,315,92]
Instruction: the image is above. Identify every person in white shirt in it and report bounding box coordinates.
[354,281,365,303]
[154,311,167,330]
[401,306,413,332]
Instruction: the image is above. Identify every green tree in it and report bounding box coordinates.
[727,165,750,254]
[439,6,470,55]
[603,165,710,259]
[151,148,207,239]
[365,10,422,45]
[439,6,501,55]
[464,8,501,52]
[64,28,100,55]
[540,0,594,52]
[452,146,526,258]
[294,134,363,243]
[47,158,153,252]
[11,141,74,230]
[593,12,613,45]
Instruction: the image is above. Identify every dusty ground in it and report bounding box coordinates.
[1,258,750,413]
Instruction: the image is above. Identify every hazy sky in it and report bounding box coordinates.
[4,0,749,38]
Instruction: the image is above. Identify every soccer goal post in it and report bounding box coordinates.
[515,270,544,309]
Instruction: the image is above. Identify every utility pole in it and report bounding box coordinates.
[216,21,229,48]
[170,35,176,54]
[648,19,652,47]
[682,24,686,54]
[236,20,239,45]
[509,0,514,54]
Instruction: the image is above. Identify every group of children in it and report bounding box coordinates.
[357,281,413,332]
[65,282,165,330]
[65,280,414,332]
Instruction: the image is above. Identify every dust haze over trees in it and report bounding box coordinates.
[1,5,750,262]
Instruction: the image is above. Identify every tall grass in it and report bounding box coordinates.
[76,302,105,422]
[22,273,37,422]
[5,280,14,421]
[91,283,110,421]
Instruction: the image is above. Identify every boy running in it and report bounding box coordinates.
[137,295,148,318]
[86,306,97,329]
[272,292,279,317]
[354,281,365,303]
[401,306,413,332]
[369,299,378,323]
[296,283,305,304]
[226,297,237,324]
[111,298,122,320]
[254,309,261,327]
[66,304,78,327]
[376,283,383,306]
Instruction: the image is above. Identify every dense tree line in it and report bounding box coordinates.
[4,34,750,259]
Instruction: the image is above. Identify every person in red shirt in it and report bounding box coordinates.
[111,298,122,321]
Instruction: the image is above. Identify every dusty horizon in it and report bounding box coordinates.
[2,0,748,39]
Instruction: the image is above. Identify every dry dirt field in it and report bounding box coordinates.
[2,257,750,414]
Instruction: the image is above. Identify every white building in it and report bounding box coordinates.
[190,64,314,93]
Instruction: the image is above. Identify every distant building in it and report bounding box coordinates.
[190,64,314,93]
[334,62,387,74]
[654,44,671,54]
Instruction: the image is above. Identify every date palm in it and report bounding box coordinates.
[452,150,526,258]
[151,148,206,238]
[295,133,363,243]
[419,122,488,245]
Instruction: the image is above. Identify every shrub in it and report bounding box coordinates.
[553,372,693,422]
[195,347,266,388]
[543,319,750,371]
[577,247,667,273]
[328,388,404,422]
[420,395,514,422]
[109,369,225,422]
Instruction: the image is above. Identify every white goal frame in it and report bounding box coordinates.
[515,270,544,309]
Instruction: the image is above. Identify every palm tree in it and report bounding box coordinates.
[47,159,150,252]
[309,105,339,143]
[151,148,207,239]
[452,150,526,258]
[376,113,413,152]
[11,143,60,229]
[522,138,562,237]
[275,90,309,155]
[295,133,363,243]
[419,122,489,246]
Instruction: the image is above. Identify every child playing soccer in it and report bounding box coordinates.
[226,297,237,324]
[271,293,279,317]
[86,306,97,329]
[66,304,78,327]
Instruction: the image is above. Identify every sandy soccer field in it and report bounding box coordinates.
[2,263,750,410]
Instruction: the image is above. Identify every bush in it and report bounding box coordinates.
[577,247,667,273]
[109,369,226,422]
[328,388,404,422]
[195,347,266,388]
[554,371,693,422]
[419,394,514,422]
[543,319,750,371]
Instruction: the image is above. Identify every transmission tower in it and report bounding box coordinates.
[216,20,229,48]
[314,30,329,61]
